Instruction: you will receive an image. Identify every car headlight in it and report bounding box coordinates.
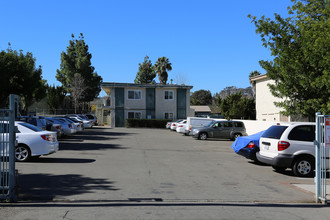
[192,129,199,135]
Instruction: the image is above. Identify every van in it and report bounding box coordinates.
[256,122,322,177]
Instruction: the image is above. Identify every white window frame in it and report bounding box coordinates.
[164,112,174,120]
[127,111,142,119]
[127,90,142,100]
[164,90,174,100]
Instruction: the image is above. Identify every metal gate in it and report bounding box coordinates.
[315,112,330,204]
[0,94,19,202]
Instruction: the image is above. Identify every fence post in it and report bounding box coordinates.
[315,112,321,203]
[8,94,17,202]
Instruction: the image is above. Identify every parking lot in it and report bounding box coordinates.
[15,127,316,203]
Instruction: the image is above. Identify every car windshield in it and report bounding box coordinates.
[18,122,43,132]
[261,125,288,139]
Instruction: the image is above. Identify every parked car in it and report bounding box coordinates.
[185,117,216,135]
[54,117,83,132]
[166,121,173,129]
[18,116,46,130]
[65,116,84,130]
[170,119,185,131]
[44,119,63,138]
[191,120,247,140]
[45,117,77,136]
[256,122,318,177]
[66,115,93,128]
[84,114,98,126]
[176,120,187,134]
[231,130,265,162]
[0,121,59,162]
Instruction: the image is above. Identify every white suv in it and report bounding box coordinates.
[256,122,322,177]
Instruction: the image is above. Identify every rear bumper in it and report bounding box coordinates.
[237,147,258,161]
[256,152,294,168]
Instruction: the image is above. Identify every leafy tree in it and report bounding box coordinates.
[249,0,330,118]
[219,92,256,120]
[216,86,254,100]
[154,57,172,84]
[190,89,212,105]
[56,33,102,103]
[47,85,66,112]
[134,55,156,84]
[0,46,47,112]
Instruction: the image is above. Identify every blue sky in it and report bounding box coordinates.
[0,0,292,96]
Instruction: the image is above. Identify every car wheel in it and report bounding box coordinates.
[15,145,31,162]
[272,166,286,172]
[232,133,242,141]
[198,133,208,140]
[292,156,314,177]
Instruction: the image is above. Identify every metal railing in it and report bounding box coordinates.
[315,112,330,204]
[0,95,18,202]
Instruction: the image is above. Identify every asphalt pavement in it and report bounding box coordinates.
[0,127,329,220]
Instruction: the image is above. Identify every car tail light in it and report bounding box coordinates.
[178,125,183,128]
[55,125,61,130]
[41,134,52,142]
[278,141,290,151]
[77,124,80,127]
[247,142,256,148]
[172,123,176,126]
[189,126,192,131]
[69,124,72,128]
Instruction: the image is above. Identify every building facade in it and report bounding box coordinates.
[250,74,290,122]
[101,82,193,127]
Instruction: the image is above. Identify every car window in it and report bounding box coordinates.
[288,125,315,142]
[222,122,232,128]
[262,125,288,139]
[17,122,43,132]
[234,122,243,127]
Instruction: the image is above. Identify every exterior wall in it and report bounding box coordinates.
[155,88,177,120]
[255,78,286,121]
[125,87,146,111]
[104,83,193,126]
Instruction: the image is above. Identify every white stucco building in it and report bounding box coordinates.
[250,74,290,122]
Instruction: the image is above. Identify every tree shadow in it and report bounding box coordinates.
[18,173,119,201]
[28,157,96,163]
[59,142,128,151]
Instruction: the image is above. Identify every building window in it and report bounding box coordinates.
[164,112,174,120]
[164,90,174,100]
[128,111,142,119]
[128,90,142,100]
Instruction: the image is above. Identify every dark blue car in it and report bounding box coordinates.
[231,131,265,161]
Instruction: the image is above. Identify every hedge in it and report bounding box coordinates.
[126,119,169,128]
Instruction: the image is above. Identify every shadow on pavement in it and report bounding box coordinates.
[59,143,127,151]
[18,173,119,201]
[27,157,96,163]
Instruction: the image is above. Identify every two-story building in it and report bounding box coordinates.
[101,82,193,127]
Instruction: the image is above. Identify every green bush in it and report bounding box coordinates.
[126,119,168,128]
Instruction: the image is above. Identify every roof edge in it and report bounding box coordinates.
[102,82,193,89]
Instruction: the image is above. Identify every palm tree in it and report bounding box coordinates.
[154,57,172,84]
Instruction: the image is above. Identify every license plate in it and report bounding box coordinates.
[263,145,269,150]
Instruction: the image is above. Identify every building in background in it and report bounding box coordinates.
[100,82,193,127]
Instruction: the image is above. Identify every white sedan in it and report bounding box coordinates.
[176,120,187,134]
[14,121,59,162]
